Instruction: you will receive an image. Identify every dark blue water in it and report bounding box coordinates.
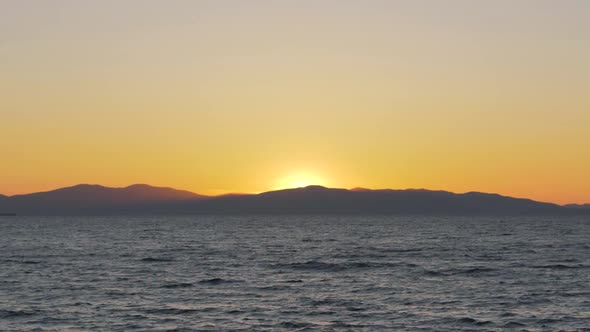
[1,216,589,331]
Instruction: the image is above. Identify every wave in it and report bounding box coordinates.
[273,260,411,272]
[503,321,526,328]
[331,247,423,259]
[0,309,36,318]
[255,285,293,291]
[276,261,343,271]
[304,297,366,311]
[530,264,589,270]
[457,317,494,326]
[423,267,498,276]
[140,257,174,263]
[198,278,241,285]
[144,308,201,315]
[2,259,41,265]
[458,267,497,274]
[104,289,139,296]
[161,282,194,289]
[375,247,424,253]
[280,321,312,329]
[301,238,337,243]
[283,279,304,283]
[537,318,559,324]
[423,270,444,276]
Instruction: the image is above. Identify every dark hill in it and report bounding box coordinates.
[133,186,570,216]
[0,184,585,216]
[166,186,563,215]
[1,184,206,215]
[565,203,590,208]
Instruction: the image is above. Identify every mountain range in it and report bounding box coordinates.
[564,203,590,209]
[1,184,588,216]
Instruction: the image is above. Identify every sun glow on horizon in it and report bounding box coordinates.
[275,171,327,190]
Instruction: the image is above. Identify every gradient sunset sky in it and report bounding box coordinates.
[1,0,589,204]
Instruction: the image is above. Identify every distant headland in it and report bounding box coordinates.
[1,184,588,216]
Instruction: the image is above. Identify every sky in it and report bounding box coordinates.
[1,0,589,204]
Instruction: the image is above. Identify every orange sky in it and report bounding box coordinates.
[1,1,589,204]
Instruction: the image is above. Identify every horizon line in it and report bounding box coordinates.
[2,183,587,207]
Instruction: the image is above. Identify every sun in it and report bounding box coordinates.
[276,172,325,189]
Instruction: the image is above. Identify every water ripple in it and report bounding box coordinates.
[0,215,588,331]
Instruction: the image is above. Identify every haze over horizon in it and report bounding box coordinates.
[2,0,589,204]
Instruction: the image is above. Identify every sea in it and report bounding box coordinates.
[1,216,589,331]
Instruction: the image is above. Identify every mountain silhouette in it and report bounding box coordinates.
[1,184,586,216]
[0,184,205,215]
[565,204,590,214]
[564,203,590,209]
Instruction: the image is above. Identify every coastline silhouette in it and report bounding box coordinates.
[0,184,587,216]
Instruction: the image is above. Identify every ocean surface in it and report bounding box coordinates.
[1,216,589,331]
